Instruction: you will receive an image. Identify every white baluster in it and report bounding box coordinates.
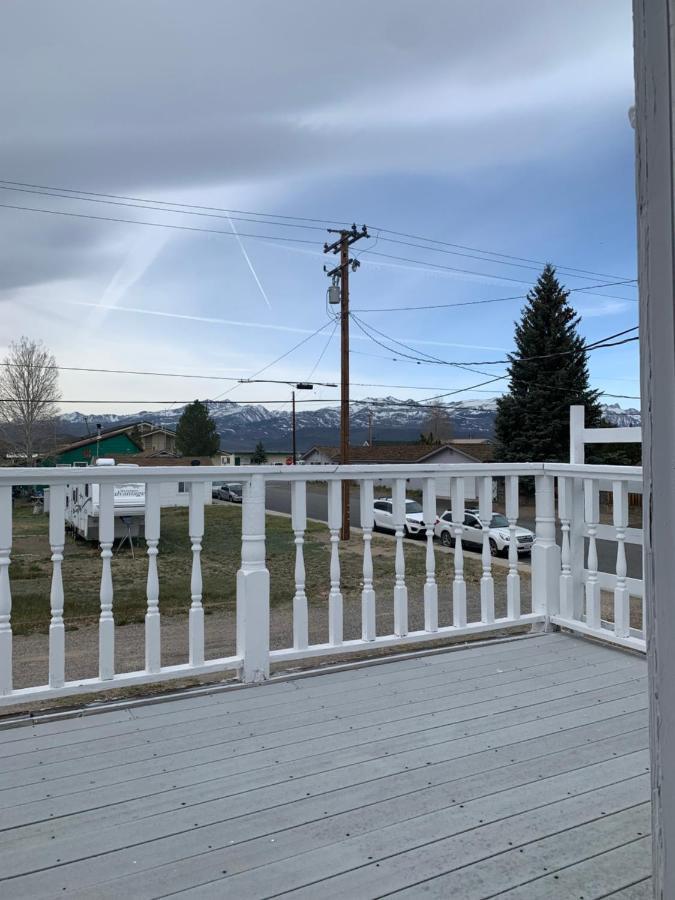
[188,481,205,666]
[478,476,495,624]
[451,477,466,627]
[236,474,270,683]
[98,482,115,681]
[48,483,66,688]
[422,477,438,632]
[291,480,308,650]
[327,480,343,645]
[584,478,601,629]
[359,479,376,641]
[505,475,520,621]
[0,485,12,695]
[392,478,409,637]
[558,476,575,620]
[144,482,161,674]
[613,480,630,638]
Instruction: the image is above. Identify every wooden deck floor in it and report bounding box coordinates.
[0,633,651,899]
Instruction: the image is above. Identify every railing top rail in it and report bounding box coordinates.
[0,462,549,485]
[545,463,643,480]
[0,460,644,486]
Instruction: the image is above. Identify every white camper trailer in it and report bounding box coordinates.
[65,459,146,541]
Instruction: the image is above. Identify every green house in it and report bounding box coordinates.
[50,428,142,465]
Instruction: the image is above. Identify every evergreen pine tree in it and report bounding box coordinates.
[494,265,603,462]
[175,400,220,456]
[251,441,267,464]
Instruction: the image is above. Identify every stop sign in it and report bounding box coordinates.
[285,456,293,465]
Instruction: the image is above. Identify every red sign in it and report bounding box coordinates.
[285,456,293,465]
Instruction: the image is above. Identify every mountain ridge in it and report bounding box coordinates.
[58,399,641,452]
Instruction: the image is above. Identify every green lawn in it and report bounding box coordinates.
[8,501,524,636]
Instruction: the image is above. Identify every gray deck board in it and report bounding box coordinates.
[0,634,651,898]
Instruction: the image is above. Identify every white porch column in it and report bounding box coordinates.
[633,2,675,895]
[531,473,561,623]
[236,474,269,682]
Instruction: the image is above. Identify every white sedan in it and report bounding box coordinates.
[434,508,534,556]
[373,498,426,537]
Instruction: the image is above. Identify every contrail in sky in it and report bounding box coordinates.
[226,213,272,309]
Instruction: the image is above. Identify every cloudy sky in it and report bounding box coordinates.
[0,0,639,416]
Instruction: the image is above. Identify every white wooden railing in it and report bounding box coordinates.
[0,461,644,707]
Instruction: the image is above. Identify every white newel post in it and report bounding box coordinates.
[392,478,409,637]
[291,480,308,650]
[145,482,161,674]
[0,485,12,695]
[478,476,494,624]
[236,474,269,682]
[422,477,438,633]
[558,476,575,620]
[451,477,467,628]
[327,480,343,646]
[48,483,66,688]
[613,480,630,639]
[505,475,520,621]
[188,481,205,667]
[531,473,561,624]
[584,479,601,630]
[359,479,376,641]
[98,482,115,681]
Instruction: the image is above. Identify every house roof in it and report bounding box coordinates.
[301,440,493,464]
[55,427,143,454]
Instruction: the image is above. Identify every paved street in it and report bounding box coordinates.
[262,481,642,580]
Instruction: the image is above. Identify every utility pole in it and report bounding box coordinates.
[324,223,369,540]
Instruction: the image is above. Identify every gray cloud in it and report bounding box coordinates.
[0,0,633,295]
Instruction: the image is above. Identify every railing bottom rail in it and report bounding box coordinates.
[0,655,242,709]
[270,615,545,664]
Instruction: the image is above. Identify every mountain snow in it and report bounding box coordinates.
[58,398,640,451]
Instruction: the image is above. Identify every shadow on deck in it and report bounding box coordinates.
[0,633,651,899]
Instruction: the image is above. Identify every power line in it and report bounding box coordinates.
[0,179,632,285]
[373,234,637,285]
[350,315,503,376]
[370,224,634,282]
[352,279,639,313]
[0,179,349,228]
[0,202,320,246]
[358,251,638,301]
[0,184,330,233]
[351,314,638,369]
[306,319,339,381]
[210,319,336,401]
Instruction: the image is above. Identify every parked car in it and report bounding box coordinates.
[212,481,226,499]
[373,497,426,537]
[434,508,534,556]
[218,483,242,503]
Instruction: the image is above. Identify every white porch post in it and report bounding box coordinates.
[236,474,269,682]
[633,1,675,895]
[531,473,561,624]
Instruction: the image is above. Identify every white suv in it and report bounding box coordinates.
[434,508,534,556]
[373,498,426,537]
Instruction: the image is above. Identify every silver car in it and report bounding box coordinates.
[434,508,534,556]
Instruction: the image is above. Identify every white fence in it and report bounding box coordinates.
[0,461,644,708]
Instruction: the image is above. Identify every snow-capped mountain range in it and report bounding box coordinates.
[58,399,641,451]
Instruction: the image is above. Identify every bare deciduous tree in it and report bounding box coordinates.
[0,337,61,464]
